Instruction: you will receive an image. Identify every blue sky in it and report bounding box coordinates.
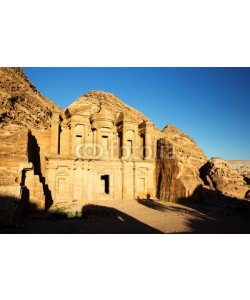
[23,67,250,160]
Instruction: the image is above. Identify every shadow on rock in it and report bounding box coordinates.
[0,195,23,227]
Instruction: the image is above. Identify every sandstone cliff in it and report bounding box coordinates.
[156,124,207,202]
[0,67,62,129]
[162,124,207,170]
[157,126,250,202]
[0,68,59,224]
[0,67,62,177]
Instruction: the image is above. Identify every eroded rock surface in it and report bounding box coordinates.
[157,124,207,202]
[0,68,59,225]
[0,67,62,129]
[201,158,249,199]
[67,90,149,122]
[228,160,250,184]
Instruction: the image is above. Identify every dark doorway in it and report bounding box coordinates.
[101,175,110,194]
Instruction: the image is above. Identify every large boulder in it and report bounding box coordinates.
[202,158,249,199]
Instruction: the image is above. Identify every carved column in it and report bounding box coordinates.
[134,128,140,160]
[60,124,70,156]
[145,126,153,159]
[111,131,119,160]
[71,123,76,155]
[50,112,60,155]
[93,129,97,158]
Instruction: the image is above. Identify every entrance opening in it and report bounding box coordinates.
[101,175,110,194]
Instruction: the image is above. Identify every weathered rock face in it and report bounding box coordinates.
[0,68,61,224]
[67,90,150,123]
[156,125,207,202]
[65,90,163,141]
[0,122,29,225]
[162,124,207,170]
[0,124,28,167]
[0,125,46,221]
[0,67,62,129]
[201,158,249,199]
[228,160,250,184]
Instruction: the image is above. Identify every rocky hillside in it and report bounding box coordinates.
[0,67,62,129]
[66,90,153,123]
[0,68,59,226]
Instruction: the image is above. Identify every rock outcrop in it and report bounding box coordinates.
[228,160,250,184]
[162,124,207,171]
[0,127,28,225]
[157,124,207,202]
[0,67,62,129]
[0,68,62,225]
[201,158,249,199]
[66,90,162,138]
[67,90,150,123]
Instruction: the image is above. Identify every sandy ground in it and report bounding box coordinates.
[2,198,250,234]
